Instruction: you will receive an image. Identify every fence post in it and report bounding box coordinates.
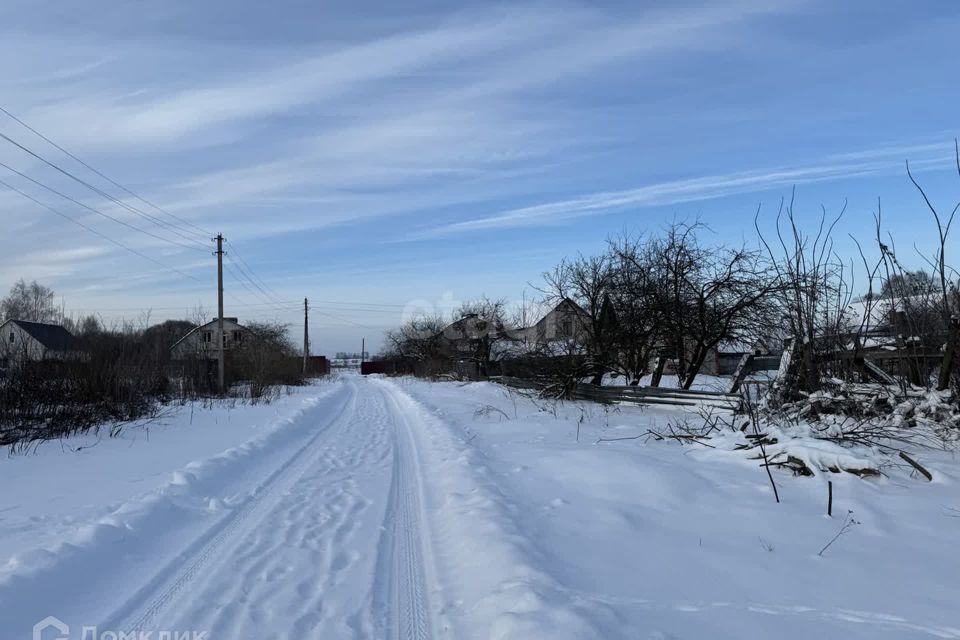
[728,353,755,394]
[766,338,795,407]
[858,357,897,386]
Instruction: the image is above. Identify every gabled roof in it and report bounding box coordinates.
[2,319,79,351]
[439,314,494,341]
[531,297,587,327]
[169,318,245,351]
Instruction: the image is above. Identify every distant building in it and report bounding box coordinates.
[170,317,249,361]
[330,357,362,368]
[0,319,83,370]
[522,298,590,346]
[701,339,778,376]
[438,313,498,356]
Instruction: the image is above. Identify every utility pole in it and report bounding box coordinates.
[215,233,225,395]
[522,289,527,327]
[361,338,365,364]
[303,298,309,376]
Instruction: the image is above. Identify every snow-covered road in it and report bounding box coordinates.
[4,375,959,639]
[102,377,436,639]
[3,377,448,639]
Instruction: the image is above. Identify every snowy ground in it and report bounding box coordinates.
[2,373,959,639]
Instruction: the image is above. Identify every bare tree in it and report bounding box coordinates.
[652,222,779,389]
[452,297,515,377]
[540,253,616,384]
[382,314,448,365]
[607,235,666,384]
[1,279,58,323]
[879,270,937,298]
[756,194,852,401]
[233,321,302,397]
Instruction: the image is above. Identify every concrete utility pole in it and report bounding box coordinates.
[303,298,309,376]
[215,233,225,395]
[361,338,365,365]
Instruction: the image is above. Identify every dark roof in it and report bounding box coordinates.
[5,320,79,351]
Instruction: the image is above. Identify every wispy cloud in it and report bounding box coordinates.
[1,0,958,352]
[407,141,960,239]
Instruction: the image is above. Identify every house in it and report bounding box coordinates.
[701,339,780,376]
[170,317,249,361]
[0,319,83,370]
[521,298,590,346]
[842,294,950,350]
[439,313,497,353]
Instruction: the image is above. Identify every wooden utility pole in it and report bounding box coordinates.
[215,233,225,395]
[361,338,365,364]
[303,298,309,376]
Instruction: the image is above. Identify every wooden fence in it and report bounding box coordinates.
[571,383,741,411]
[491,376,742,412]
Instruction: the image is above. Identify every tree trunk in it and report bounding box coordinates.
[682,343,709,390]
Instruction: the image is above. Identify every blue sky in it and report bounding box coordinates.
[1,0,958,353]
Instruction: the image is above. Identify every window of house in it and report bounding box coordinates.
[203,331,212,343]
[233,331,242,343]
[9,332,14,344]
[560,319,573,337]
[223,334,227,346]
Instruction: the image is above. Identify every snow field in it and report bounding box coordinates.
[394,378,960,639]
[2,374,958,639]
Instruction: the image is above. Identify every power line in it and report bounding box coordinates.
[0,177,203,282]
[64,302,408,314]
[225,240,287,304]
[310,308,380,331]
[0,104,213,238]
[0,130,209,250]
[222,261,295,316]
[0,111,298,318]
[225,252,286,307]
[67,301,304,312]
[309,299,410,309]
[0,159,206,253]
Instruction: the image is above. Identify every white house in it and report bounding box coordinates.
[170,317,249,361]
[0,319,82,369]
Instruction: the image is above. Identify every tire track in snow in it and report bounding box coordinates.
[101,382,359,636]
[374,381,436,640]
[97,376,442,638]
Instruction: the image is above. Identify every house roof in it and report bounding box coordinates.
[439,314,492,340]
[527,297,588,330]
[845,293,947,331]
[169,318,245,351]
[2,319,79,351]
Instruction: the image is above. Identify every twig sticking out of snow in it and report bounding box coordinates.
[595,432,650,444]
[742,395,781,503]
[818,511,860,556]
[473,404,511,422]
[899,451,933,481]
